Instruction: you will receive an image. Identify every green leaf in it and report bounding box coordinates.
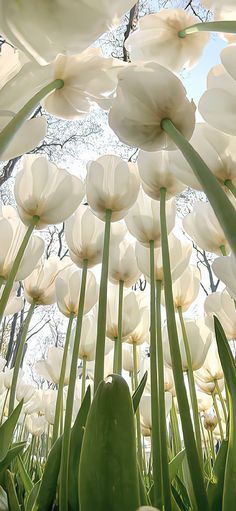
[207,440,228,511]
[171,484,189,511]
[0,401,23,462]
[214,316,236,511]
[68,386,91,511]
[132,371,148,413]
[25,481,41,511]
[17,455,33,494]
[5,470,20,511]
[34,436,62,511]
[169,449,186,481]
[0,442,26,474]
[0,486,8,511]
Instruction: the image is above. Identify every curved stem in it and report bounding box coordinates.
[155,279,172,511]
[94,209,112,392]
[161,119,236,257]
[116,280,124,375]
[8,302,35,415]
[179,21,236,38]
[81,356,87,401]
[59,259,88,511]
[178,306,203,466]
[0,216,39,324]
[213,394,224,441]
[0,79,64,158]
[224,179,236,199]
[215,379,228,424]
[132,343,143,474]
[149,240,162,508]
[159,186,209,511]
[52,312,74,445]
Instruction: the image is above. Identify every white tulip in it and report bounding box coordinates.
[35,346,71,385]
[55,265,98,318]
[204,289,236,339]
[212,253,236,300]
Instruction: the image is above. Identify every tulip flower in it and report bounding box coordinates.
[4,368,23,390]
[140,392,172,430]
[126,9,209,73]
[0,0,137,64]
[204,289,236,339]
[55,264,98,318]
[109,62,195,152]
[195,342,223,383]
[24,255,69,306]
[163,319,212,372]
[195,376,224,396]
[109,238,141,288]
[126,305,150,346]
[16,381,35,404]
[169,265,201,312]
[197,393,213,413]
[106,285,141,342]
[122,344,140,374]
[14,155,84,229]
[25,413,47,437]
[211,6,236,43]
[183,201,230,255]
[0,283,24,317]
[35,347,71,385]
[212,253,236,300]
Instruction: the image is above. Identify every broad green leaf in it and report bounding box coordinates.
[169,449,186,481]
[0,442,26,474]
[5,470,20,511]
[68,386,91,511]
[171,484,189,511]
[17,455,33,494]
[132,371,148,413]
[25,481,40,511]
[214,317,236,511]
[207,439,228,511]
[0,401,23,462]
[175,476,191,511]
[0,486,8,511]
[79,374,140,511]
[34,436,62,511]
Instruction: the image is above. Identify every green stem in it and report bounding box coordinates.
[179,21,236,37]
[94,209,112,392]
[116,280,124,375]
[208,430,216,464]
[159,186,209,511]
[0,79,64,158]
[81,356,87,401]
[178,306,203,465]
[149,240,162,508]
[0,389,9,425]
[161,119,236,257]
[155,279,172,511]
[113,337,119,373]
[215,380,228,424]
[213,394,224,441]
[132,343,143,475]
[8,302,35,416]
[0,216,39,324]
[199,414,208,461]
[224,179,236,199]
[52,313,74,445]
[220,245,227,257]
[59,259,88,511]
[170,400,181,456]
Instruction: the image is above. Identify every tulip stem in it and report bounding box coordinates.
[81,356,87,401]
[0,215,39,324]
[116,279,124,375]
[179,21,236,38]
[0,79,64,158]
[52,312,74,445]
[212,393,224,441]
[224,179,236,199]
[220,245,227,256]
[155,279,172,511]
[59,258,88,511]
[133,342,143,475]
[94,209,112,392]
[215,379,228,423]
[161,119,236,257]
[177,306,203,465]
[149,240,163,509]
[159,186,209,511]
[8,301,35,416]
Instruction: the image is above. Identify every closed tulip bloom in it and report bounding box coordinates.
[55,265,98,318]
[25,414,47,437]
[77,313,97,361]
[4,368,23,390]
[35,346,71,385]
[212,253,236,300]
[197,393,213,413]
[199,45,236,135]
[135,233,192,281]
[0,0,136,65]
[0,283,24,317]
[163,319,212,371]
[106,285,141,341]
[122,344,140,373]
[138,149,186,200]
[24,255,68,306]
[195,376,224,396]
[126,9,209,73]
[109,238,141,287]
[109,62,195,152]
[195,342,223,383]
[16,381,35,404]
[183,201,230,255]
[86,155,140,222]
[14,155,84,230]
[0,216,44,283]
[140,392,172,430]
[65,205,104,269]
[126,306,150,346]
[204,290,236,339]
[170,265,201,311]
[126,189,176,247]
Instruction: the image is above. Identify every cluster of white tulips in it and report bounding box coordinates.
[0,1,236,510]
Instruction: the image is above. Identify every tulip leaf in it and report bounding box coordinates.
[214,316,236,511]
[169,449,186,482]
[207,439,228,511]
[0,442,26,475]
[171,484,189,511]
[5,470,20,511]
[17,456,33,494]
[68,385,91,511]
[25,481,40,511]
[132,370,148,413]
[0,401,23,462]
[0,486,8,511]
[79,374,140,511]
[34,436,62,511]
